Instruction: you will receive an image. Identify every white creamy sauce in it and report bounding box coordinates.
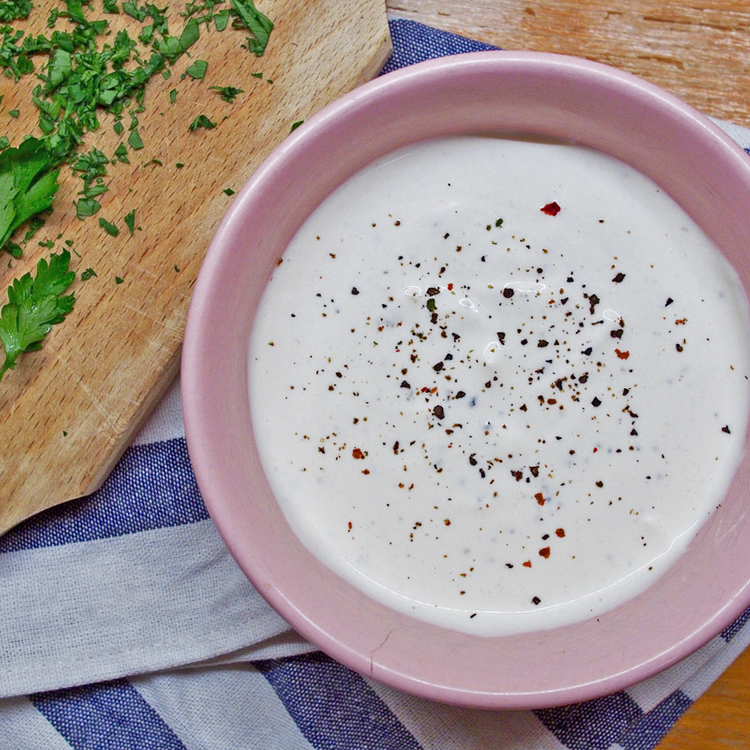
[248,136,750,636]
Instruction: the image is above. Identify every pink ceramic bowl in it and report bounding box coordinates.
[182,51,750,709]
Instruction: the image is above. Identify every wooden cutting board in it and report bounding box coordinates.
[387,0,750,130]
[0,0,391,533]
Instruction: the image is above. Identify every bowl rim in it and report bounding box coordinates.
[182,50,750,709]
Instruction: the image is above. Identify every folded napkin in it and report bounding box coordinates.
[2,17,750,750]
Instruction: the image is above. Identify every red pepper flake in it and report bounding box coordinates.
[593,447,598,453]
[362,469,370,475]
[531,596,541,605]
[522,560,532,568]
[615,348,630,360]
[447,283,454,290]
[541,201,561,216]
[444,519,451,526]
[675,318,687,325]
[347,521,352,530]
[534,492,546,506]
[352,448,365,459]
[555,528,566,538]
[539,546,551,558]
[722,425,731,434]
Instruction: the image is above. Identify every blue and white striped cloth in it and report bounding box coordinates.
[2,19,750,750]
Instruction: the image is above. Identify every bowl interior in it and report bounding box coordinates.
[182,51,750,709]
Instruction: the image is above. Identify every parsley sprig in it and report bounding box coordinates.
[0,249,76,381]
[0,138,60,254]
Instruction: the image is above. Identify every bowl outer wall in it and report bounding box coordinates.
[182,51,750,709]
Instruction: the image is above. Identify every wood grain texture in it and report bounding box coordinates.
[385,0,750,128]
[0,0,391,531]
[656,644,750,749]
[385,2,750,745]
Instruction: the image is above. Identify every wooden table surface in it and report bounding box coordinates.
[384,0,750,746]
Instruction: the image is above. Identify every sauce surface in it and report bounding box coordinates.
[248,136,750,635]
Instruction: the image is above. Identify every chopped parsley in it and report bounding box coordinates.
[0,0,276,378]
[209,85,243,102]
[75,198,101,218]
[185,59,208,78]
[124,209,135,233]
[98,217,119,236]
[113,143,130,163]
[72,148,109,208]
[188,113,216,130]
[230,0,272,56]
[0,0,32,21]
[213,9,229,30]
[128,129,145,150]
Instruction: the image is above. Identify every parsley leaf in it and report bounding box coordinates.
[98,217,119,236]
[213,8,229,30]
[127,129,144,150]
[124,209,135,233]
[0,249,76,381]
[113,142,129,163]
[209,85,243,102]
[188,113,216,130]
[75,197,100,218]
[0,137,60,253]
[178,16,200,50]
[185,58,207,79]
[229,0,272,56]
